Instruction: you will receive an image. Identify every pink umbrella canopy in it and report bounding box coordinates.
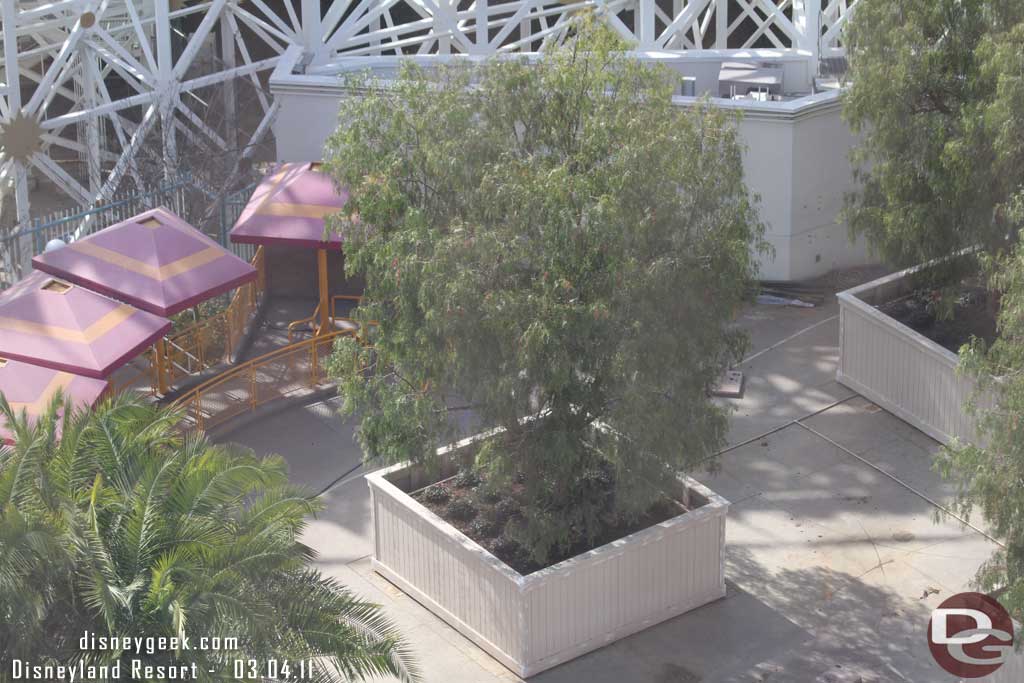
[0,272,171,378]
[32,207,257,317]
[0,357,108,444]
[230,162,348,251]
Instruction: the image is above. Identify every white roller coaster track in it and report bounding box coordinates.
[0,0,859,225]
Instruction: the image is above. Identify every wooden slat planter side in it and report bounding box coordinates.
[519,479,727,676]
[367,468,526,672]
[367,458,728,678]
[836,266,988,446]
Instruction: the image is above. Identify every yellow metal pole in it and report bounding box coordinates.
[257,246,266,292]
[310,339,318,387]
[155,339,169,395]
[196,326,205,369]
[225,310,234,360]
[194,394,204,431]
[250,363,257,410]
[317,248,329,335]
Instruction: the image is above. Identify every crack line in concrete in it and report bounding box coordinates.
[713,394,856,460]
[740,314,839,366]
[858,518,889,582]
[856,559,895,581]
[793,421,1004,549]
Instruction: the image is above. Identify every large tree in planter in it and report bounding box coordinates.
[936,17,1024,621]
[939,240,1024,621]
[325,21,764,564]
[0,393,419,682]
[847,1,1024,618]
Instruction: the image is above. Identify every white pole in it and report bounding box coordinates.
[155,0,176,181]
[475,0,486,53]
[638,0,655,48]
[83,50,102,194]
[302,0,323,63]
[794,0,822,69]
[3,0,31,224]
[220,14,237,152]
[715,0,728,49]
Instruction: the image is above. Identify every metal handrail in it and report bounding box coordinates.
[172,328,360,431]
[165,337,201,374]
[330,294,363,322]
[157,246,265,390]
[287,302,321,344]
[108,349,158,397]
[331,295,381,339]
[166,245,264,347]
[287,295,378,343]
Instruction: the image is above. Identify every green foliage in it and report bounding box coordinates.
[467,516,500,539]
[444,498,477,522]
[450,469,480,489]
[848,0,1024,621]
[421,484,450,504]
[170,298,227,330]
[325,19,764,563]
[940,238,1024,621]
[0,393,418,683]
[492,499,521,527]
[843,0,1024,270]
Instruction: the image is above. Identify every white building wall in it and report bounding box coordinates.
[675,90,869,281]
[736,113,796,280]
[273,80,344,163]
[270,54,871,282]
[788,100,871,280]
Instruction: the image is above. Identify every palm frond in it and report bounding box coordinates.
[0,391,420,678]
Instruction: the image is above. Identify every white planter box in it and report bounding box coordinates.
[365,441,729,678]
[837,265,993,445]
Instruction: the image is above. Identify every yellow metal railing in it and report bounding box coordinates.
[172,328,359,432]
[158,246,265,391]
[287,302,322,344]
[331,294,363,322]
[333,296,380,344]
[108,348,159,397]
[286,294,372,344]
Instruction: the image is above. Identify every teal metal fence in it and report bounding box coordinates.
[0,176,258,289]
[221,181,258,262]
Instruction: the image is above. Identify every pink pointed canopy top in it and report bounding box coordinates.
[32,207,257,317]
[0,272,171,378]
[0,357,108,444]
[230,162,348,251]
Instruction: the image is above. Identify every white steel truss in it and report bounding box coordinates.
[0,0,859,225]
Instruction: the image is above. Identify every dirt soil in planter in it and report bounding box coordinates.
[412,470,688,575]
[876,280,998,353]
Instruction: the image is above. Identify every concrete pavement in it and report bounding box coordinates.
[223,294,1002,682]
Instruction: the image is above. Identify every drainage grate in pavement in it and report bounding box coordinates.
[713,370,745,398]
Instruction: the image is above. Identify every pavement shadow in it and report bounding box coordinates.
[704,422,974,553]
[531,544,940,683]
